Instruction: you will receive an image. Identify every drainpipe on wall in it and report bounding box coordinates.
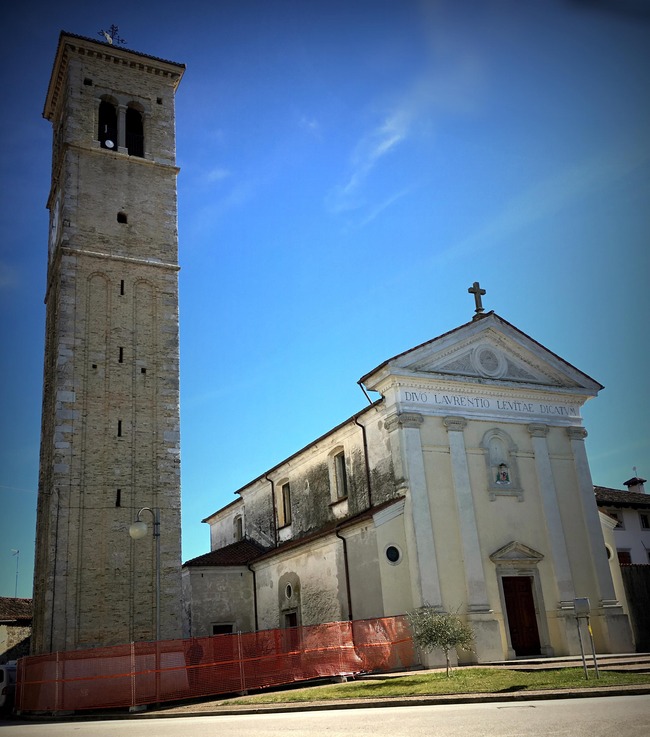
[353,413,373,510]
[247,562,259,631]
[266,474,278,547]
[335,527,353,621]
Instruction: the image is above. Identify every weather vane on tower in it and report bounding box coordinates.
[98,25,126,46]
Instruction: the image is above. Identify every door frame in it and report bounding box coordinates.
[490,541,554,658]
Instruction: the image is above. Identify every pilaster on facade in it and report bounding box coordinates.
[527,423,575,608]
[565,426,618,607]
[443,416,491,613]
[385,411,442,610]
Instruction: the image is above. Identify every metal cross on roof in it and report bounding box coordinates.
[468,281,486,320]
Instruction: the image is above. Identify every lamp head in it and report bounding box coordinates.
[129,520,148,539]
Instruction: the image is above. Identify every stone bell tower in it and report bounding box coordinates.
[32,32,185,653]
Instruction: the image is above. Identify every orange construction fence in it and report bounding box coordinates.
[16,616,417,713]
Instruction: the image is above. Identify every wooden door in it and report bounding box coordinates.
[502,576,541,656]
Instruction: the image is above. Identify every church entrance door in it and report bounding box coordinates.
[502,576,541,656]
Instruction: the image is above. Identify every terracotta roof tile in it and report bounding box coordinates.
[0,597,32,622]
[183,539,267,567]
[595,486,650,509]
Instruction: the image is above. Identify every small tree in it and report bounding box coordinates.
[406,606,474,676]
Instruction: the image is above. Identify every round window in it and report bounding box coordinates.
[285,583,293,599]
[385,545,401,564]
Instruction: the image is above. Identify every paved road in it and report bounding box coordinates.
[1,695,649,737]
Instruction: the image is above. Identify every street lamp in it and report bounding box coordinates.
[11,549,19,598]
[129,507,161,642]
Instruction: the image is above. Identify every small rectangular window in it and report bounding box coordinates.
[120,280,125,295]
[118,347,124,363]
[640,513,650,530]
[212,624,233,635]
[608,510,623,528]
[281,483,292,526]
[617,550,632,565]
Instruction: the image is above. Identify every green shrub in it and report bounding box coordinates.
[407,607,474,676]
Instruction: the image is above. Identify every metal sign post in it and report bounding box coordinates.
[574,598,599,680]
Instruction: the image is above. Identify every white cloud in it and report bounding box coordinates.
[443,141,650,261]
[205,167,230,183]
[326,29,486,221]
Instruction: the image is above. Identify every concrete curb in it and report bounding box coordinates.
[145,684,650,718]
[15,684,650,721]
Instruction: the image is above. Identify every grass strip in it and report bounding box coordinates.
[219,668,650,705]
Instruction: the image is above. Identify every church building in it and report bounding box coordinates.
[33,32,185,653]
[184,294,634,662]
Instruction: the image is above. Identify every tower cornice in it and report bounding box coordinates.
[44,31,185,121]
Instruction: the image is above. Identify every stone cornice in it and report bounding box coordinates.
[44,32,185,121]
[378,374,595,403]
[61,246,179,271]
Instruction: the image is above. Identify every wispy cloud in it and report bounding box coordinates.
[441,141,650,261]
[357,188,412,228]
[326,34,485,224]
[205,167,230,183]
[298,115,321,139]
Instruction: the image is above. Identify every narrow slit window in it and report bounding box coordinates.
[281,483,292,526]
[115,489,121,507]
[117,420,122,437]
[118,347,123,363]
[334,452,348,499]
[120,280,125,295]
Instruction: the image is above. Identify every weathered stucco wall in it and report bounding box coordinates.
[255,537,345,629]
[183,566,255,637]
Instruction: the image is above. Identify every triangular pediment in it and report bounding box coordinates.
[360,313,602,395]
[490,541,544,564]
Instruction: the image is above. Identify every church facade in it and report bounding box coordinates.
[184,307,634,662]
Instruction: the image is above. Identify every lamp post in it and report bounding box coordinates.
[11,549,19,598]
[129,507,161,642]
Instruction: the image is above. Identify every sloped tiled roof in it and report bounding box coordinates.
[595,486,650,509]
[0,597,32,622]
[183,539,268,567]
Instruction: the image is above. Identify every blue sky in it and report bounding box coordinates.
[1,0,649,599]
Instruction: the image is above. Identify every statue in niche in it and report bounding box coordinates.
[496,463,510,485]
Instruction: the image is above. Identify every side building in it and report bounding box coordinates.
[184,308,634,661]
[33,32,185,653]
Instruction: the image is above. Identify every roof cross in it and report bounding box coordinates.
[468,281,486,320]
